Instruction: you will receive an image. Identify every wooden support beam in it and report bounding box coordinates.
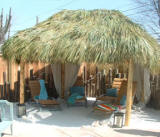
[125,60,134,126]
[20,62,25,104]
[141,70,145,103]
[109,68,112,88]
[90,76,92,97]
[44,63,49,82]
[25,63,30,83]
[83,66,87,97]
[7,60,9,82]
[95,67,98,92]
[61,63,65,99]
[9,61,17,91]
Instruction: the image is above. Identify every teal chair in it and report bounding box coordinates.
[0,100,14,137]
[33,80,60,110]
[67,86,87,107]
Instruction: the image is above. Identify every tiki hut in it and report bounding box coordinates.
[1,9,160,126]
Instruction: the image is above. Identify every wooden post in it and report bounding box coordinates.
[25,63,30,83]
[83,66,87,97]
[61,63,65,99]
[95,67,98,96]
[141,70,145,103]
[9,61,13,91]
[102,70,106,94]
[87,83,90,97]
[83,66,85,84]
[93,83,96,97]
[125,60,134,126]
[7,60,9,83]
[99,72,102,95]
[44,63,49,82]
[20,62,25,104]
[115,68,119,78]
[97,72,100,96]
[3,72,7,99]
[90,76,92,97]
[109,68,112,88]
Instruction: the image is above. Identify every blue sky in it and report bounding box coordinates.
[1,0,139,35]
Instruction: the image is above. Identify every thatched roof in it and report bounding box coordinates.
[1,9,160,71]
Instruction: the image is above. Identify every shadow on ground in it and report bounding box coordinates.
[115,129,160,137]
[14,102,113,127]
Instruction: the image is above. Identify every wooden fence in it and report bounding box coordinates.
[0,54,54,102]
[149,75,160,109]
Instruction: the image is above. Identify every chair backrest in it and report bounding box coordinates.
[112,78,127,92]
[29,80,40,99]
[0,100,13,121]
[116,81,137,105]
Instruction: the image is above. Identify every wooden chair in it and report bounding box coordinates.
[0,100,14,137]
[28,80,60,109]
[93,81,137,114]
[67,97,87,107]
[28,80,41,100]
[95,78,128,105]
[67,86,87,107]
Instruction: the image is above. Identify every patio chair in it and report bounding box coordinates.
[29,79,60,110]
[0,100,14,137]
[93,81,137,114]
[67,86,87,107]
[94,78,128,105]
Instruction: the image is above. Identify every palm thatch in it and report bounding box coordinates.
[2,9,160,72]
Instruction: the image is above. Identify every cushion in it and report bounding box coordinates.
[70,86,85,96]
[67,93,83,104]
[97,104,119,111]
[106,88,117,97]
[38,79,48,100]
[120,95,126,106]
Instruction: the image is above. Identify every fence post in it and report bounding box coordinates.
[0,85,3,99]
[3,72,7,99]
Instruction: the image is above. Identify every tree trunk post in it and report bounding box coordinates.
[61,63,65,99]
[20,62,25,104]
[125,60,134,126]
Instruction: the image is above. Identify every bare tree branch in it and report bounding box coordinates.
[0,8,3,31]
[132,0,160,38]
[4,8,12,34]
[0,8,12,45]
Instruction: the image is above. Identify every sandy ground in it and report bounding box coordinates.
[2,101,160,137]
